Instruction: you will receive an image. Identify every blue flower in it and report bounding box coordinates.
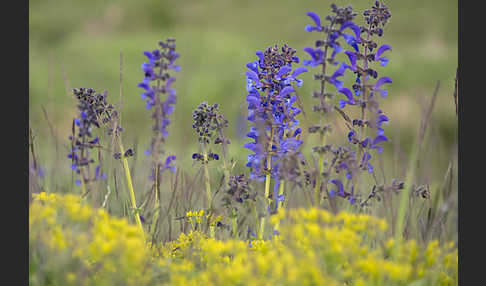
[244,45,305,181]
[375,44,392,66]
[329,179,350,198]
[302,47,324,67]
[340,21,361,43]
[360,152,374,173]
[328,62,351,89]
[373,76,393,97]
[139,38,179,159]
[338,87,356,108]
[305,12,323,32]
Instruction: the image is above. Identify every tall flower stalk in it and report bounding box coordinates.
[137,37,179,239]
[69,88,111,196]
[339,1,392,199]
[192,102,226,238]
[244,44,307,239]
[302,5,359,207]
[138,37,179,181]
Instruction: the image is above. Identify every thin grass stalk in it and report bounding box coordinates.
[394,142,418,257]
[117,137,144,237]
[150,164,161,241]
[231,209,238,240]
[202,144,215,238]
[274,180,285,232]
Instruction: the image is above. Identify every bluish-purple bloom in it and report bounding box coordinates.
[138,38,180,182]
[245,44,306,181]
[305,12,323,32]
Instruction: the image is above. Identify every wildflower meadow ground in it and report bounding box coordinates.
[29,1,458,285]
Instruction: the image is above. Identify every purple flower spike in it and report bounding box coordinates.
[139,38,179,164]
[305,12,323,32]
[244,44,305,181]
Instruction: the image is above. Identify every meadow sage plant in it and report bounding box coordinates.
[138,37,179,239]
[192,101,228,238]
[244,44,307,239]
[138,37,179,180]
[68,88,113,195]
[338,1,392,203]
[303,4,360,208]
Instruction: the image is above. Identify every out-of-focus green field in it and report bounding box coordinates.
[29,0,457,191]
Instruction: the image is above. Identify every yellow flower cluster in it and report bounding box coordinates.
[30,193,458,286]
[156,208,457,286]
[186,209,205,224]
[30,192,152,286]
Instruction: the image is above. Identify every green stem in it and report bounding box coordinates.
[232,215,238,240]
[150,165,160,240]
[314,131,326,206]
[394,143,418,257]
[202,144,215,238]
[277,180,285,210]
[274,180,285,232]
[258,132,273,240]
[117,138,144,238]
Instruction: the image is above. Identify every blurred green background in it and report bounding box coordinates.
[29,0,457,192]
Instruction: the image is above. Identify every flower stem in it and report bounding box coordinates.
[314,130,326,206]
[274,180,285,232]
[150,164,160,241]
[117,137,144,238]
[202,144,215,238]
[258,127,274,240]
[232,215,238,240]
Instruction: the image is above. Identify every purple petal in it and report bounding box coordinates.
[374,77,393,89]
[293,128,301,137]
[303,47,317,60]
[143,51,153,60]
[291,67,308,78]
[372,135,388,146]
[306,11,322,28]
[245,70,260,84]
[246,61,259,74]
[330,179,344,194]
[169,65,181,72]
[344,51,357,69]
[379,57,389,67]
[280,86,294,98]
[338,87,354,101]
[375,44,392,60]
[138,82,150,91]
[340,21,361,43]
[277,65,292,79]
